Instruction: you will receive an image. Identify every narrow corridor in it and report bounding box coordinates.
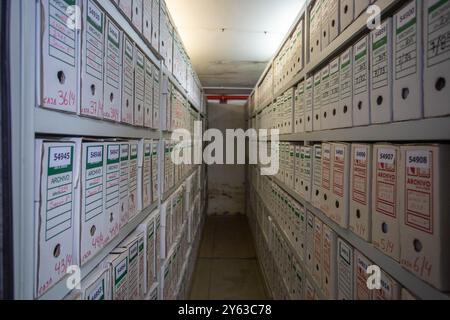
[189,215,269,300]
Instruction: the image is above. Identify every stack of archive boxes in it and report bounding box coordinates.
[248,135,450,299]
[34,0,205,300]
[255,0,450,135]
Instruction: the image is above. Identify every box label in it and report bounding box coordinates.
[375,148,397,218]
[354,38,369,95]
[84,145,104,222]
[46,146,74,240]
[404,150,433,233]
[426,0,450,67]
[322,144,331,191]
[86,279,105,300]
[333,145,345,197]
[352,147,369,205]
[395,1,418,80]
[372,22,389,90]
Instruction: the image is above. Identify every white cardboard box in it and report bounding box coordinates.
[337,238,354,300]
[144,58,154,128]
[327,57,340,130]
[338,47,353,128]
[349,144,373,241]
[330,143,351,228]
[424,0,450,117]
[122,36,135,125]
[151,0,160,50]
[312,217,323,287]
[372,270,400,300]
[138,140,152,212]
[81,267,111,300]
[294,200,307,263]
[340,0,354,31]
[353,36,371,126]
[119,142,130,228]
[305,277,317,300]
[119,0,132,20]
[355,0,372,18]
[328,0,340,42]
[313,72,322,131]
[294,82,305,133]
[291,260,305,300]
[134,48,145,126]
[80,0,104,119]
[79,142,106,265]
[151,140,159,204]
[102,250,128,300]
[320,143,332,216]
[321,0,330,50]
[322,224,337,299]
[128,141,139,220]
[372,144,401,261]
[104,143,121,245]
[132,0,143,32]
[354,250,373,300]
[294,145,302,195]
[113,232,141,300]
[306,211,315,275]
[304,77,314,132]
[312,144,323,209]
[299,146,313,202]
[38,0,79,114]
[143,0,152,43]
[393,0,423,121]
[287,144,295,188]
[399,144,450,290]
[309,0,322,56]
[34,140,77,297]
[136,232,146,299]
[103,18,122,122]
[153,66,161,129]
[320,64,331,130]
[370,19,393,124]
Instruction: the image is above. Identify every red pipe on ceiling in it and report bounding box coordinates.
[206,95,249,101]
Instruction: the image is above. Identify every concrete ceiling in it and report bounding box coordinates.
[165,0,306,90]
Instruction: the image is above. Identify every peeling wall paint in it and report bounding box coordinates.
[207,103,247,216]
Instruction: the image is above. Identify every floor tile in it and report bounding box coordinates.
[189,215,269,300]
[208,258,268,300]
[199,219,216,258]
[189,258,212,300]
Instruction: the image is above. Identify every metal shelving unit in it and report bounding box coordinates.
[99,0,161,66]
[162,166,200,203]
[276,117,450,142]
[250,0,404,118]
[251,191,325,300]
[39,202,158,300]
[35,108,161,139]
[265,175,450,300]
[9,0,206,300]
[245,0,450,299]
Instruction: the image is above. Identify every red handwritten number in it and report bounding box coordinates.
[90,100,97,114]
[414,257,432,277]
[58,90,76,107]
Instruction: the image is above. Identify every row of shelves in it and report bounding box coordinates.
[250,194,326,300]
[263,174,449,300]
[106,0,203,111]
[268,117,450,142]
[250,0,402,116]
[39,202,158,300]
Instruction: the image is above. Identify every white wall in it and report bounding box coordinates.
[207,103,247,216]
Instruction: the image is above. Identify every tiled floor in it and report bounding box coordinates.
[189,215,270,300]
